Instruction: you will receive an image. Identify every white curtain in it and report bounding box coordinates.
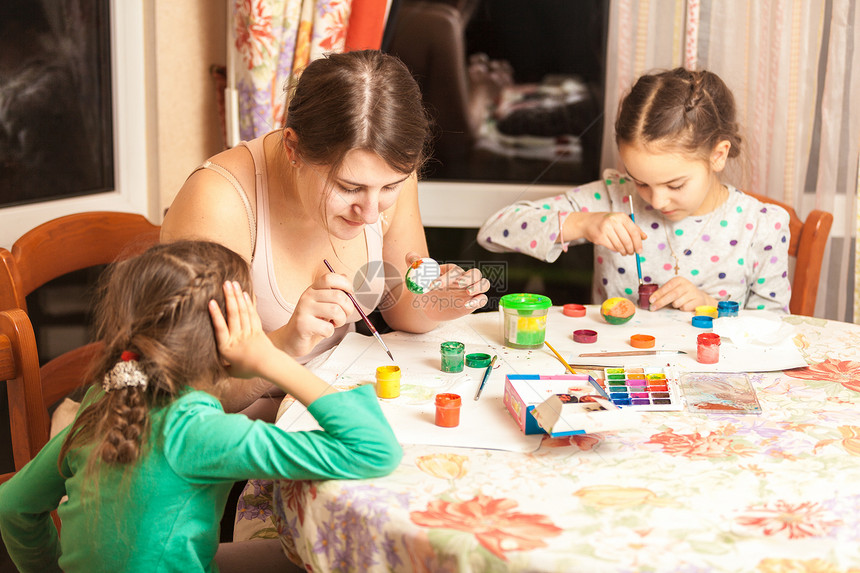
[601,0,860,321]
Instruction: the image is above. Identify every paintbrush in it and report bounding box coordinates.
[474,354,498,400]
[628,195,644,285]
[545,341,610,399]
[544,340,578,375]
[323,259,394,362]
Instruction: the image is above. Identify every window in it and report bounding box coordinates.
[0,0,150,247]
[385,0,609,306]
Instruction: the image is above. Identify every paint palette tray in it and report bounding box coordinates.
[603,367,683,411]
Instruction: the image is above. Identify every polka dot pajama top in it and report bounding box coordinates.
[477,169,791,312]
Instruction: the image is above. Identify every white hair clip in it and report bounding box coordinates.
[102,351,149,392]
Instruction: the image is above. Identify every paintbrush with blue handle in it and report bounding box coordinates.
[628,195,644,285]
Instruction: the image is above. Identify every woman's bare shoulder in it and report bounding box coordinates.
[161,145,257,260]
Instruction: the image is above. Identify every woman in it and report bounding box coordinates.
[162,50,490,418]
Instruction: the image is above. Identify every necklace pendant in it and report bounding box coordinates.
[673,261,680,276]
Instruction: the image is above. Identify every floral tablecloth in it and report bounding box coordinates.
[237,311,860,572]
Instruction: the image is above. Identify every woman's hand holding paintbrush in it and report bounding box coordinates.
[322,259,394,361]
[267,263,369,359]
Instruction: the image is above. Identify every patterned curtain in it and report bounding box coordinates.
[227,0,390,144]
[601,0,860,322]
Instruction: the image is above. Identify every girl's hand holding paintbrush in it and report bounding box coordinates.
[559,210,715,312]
[559,211,647,256]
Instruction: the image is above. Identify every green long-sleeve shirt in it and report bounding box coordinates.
[0,384,401,572]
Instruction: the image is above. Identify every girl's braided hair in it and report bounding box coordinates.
[59,241,251,470]
[615,67,742,161]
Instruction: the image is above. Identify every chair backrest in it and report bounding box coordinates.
[745,192,833,316]
[0,309,46,484]
[0,211,160,312]
[0,211,160,453]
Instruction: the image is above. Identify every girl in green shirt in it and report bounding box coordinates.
[0,240,402,572]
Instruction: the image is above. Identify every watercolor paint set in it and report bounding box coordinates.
[503,374,638,437]
[602,367,683,411]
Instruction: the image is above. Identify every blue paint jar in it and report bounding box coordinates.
[717,301,739,317]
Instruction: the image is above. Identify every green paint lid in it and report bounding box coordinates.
[499,293,552,310]
[465,353,492,368]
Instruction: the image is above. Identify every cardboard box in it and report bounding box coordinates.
[503,374,637,437]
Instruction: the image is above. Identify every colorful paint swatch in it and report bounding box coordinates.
[678,372,761,414]
[602,367,683,411]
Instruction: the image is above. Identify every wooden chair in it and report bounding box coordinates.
[0,309,44,485]
[746,192,833,316]
[0,211,160,448]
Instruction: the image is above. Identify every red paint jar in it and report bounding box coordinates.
[696,333,721,364]
[638,283,659,309]
[434,393,461,427]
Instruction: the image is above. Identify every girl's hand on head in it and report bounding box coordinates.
[647,277,718,312]
[278,271,354,357]
[405,252,489,321]
[209,281,276,379]
[580,212,646,256]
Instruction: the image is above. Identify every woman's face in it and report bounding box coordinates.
[618,142,725,221]
[303,149,410,239]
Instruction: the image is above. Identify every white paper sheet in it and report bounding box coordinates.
[276,331,544,452]
[276,307,808,451]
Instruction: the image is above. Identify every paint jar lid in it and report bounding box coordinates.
[692,315,714,328]
[630,334,656,348]
[573,329,598,343]
[499,293,552,311]
[562,303,587,317]
[717,300,739,311]
[440,341,465,354]
[435,393,461,407]
[465,353,492,368]
[695,305,718,317]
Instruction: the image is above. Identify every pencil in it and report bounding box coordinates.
[628,195,644,285]
[474,354,498,400]
[323,259,394,361]
[544,340,578,375]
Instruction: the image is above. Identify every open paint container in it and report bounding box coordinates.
[499,293,552,349]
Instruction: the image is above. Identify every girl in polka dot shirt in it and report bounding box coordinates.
[478,68,790,312]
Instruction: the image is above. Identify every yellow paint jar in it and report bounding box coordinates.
[375,365,401,398]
